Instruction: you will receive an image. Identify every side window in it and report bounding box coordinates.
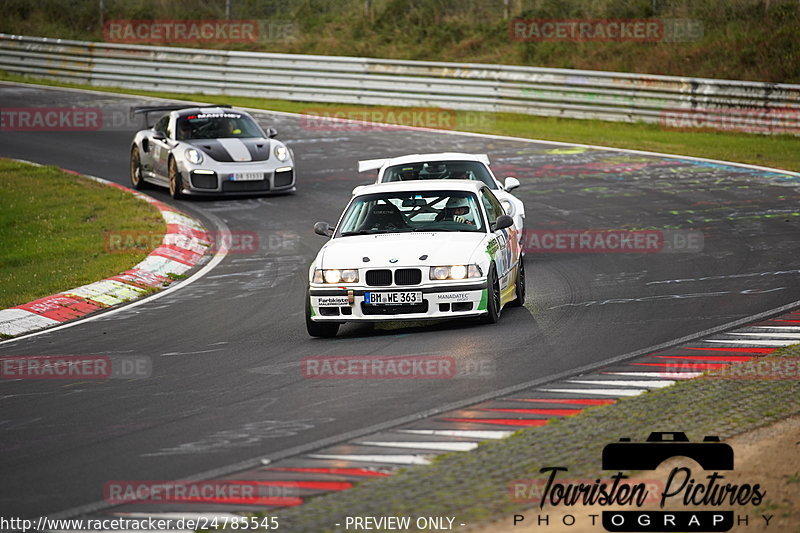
[154,116,169,136]
[166,118,174,140]
[481,189,499,226]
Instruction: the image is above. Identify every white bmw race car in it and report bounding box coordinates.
[357,153,525,238]
[129,105,295,198]
[306,180,525,337]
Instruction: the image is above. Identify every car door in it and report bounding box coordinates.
[480,188,515,295]
[150,115,172,184]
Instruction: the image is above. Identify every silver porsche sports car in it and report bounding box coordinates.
[129,105,295,198]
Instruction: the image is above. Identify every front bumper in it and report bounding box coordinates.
[308,281,488,322]
[178,160,295,195]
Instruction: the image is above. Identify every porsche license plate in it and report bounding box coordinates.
[364,291,422,305]
[230,172,263,181]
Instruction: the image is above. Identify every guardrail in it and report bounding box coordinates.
[1,33,799,135]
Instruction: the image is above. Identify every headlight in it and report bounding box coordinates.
[274,145,289,161]
[313,269,359,284]
[185,148,203,164]
[430,264,482,280]
[449,265,468,280]
[500,198,514,216]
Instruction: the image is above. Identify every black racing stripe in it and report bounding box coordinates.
[239,138,271,162]
[186,139,233,163]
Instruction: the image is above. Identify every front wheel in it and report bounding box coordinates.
[168,157,184,199]
[480,266,501,324]
[509,258,526,307]
[306,291,339,337]
[130,146,147,190]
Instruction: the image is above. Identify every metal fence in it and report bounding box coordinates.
[1,33,799,135]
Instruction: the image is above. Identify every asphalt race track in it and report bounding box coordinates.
[2,82,800,518]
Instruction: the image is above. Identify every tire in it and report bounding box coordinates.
[480,265,501,324]
[168,157,184,199]
[509,258,526,307]
[130,146,147,190]
[305,290,339,338]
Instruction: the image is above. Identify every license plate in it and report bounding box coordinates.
[230,172,263,181]
[364,291,422,305]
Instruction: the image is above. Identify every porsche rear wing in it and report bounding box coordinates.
[129,104,232,127]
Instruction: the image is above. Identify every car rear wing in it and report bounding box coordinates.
[357,158,388,173]
[129,104,232,127]
[357,154,492,173]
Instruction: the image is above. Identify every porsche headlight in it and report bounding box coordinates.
[314,269,359,284]
[274,145,289,161]
[430,264,482,280]
[500,198,514,216]
[185,148,203,165]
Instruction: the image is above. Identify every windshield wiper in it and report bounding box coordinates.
[415,226,460,232]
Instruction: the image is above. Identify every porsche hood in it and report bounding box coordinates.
[185,138,272,163]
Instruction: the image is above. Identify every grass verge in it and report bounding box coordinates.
[2,71,799,173]
[0,158,165,309]
[269,344,800,531]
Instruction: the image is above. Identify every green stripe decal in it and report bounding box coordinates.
[477,288,488,311]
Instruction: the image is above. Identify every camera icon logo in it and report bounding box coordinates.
[602,431,733,471]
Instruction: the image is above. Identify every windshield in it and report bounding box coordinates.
[381,160,497,189]
[338,190,485,236]
[176,112,263,140]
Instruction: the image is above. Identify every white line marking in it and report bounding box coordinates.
[753,326,800,331]
[539,388,645,397]
[601,371,703,379]
[397,429,513,439]
[566,379,675,388]
[727,332,800,339]
[308,454,432,465]
[704,339,799,346]
[0,309,60,336]
[357,441,478,452]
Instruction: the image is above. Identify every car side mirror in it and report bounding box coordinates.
[492,214,514,232]
[267,127,278,138]
[504,177,520,192]
[152,132,166,141]
[314,221,333,237]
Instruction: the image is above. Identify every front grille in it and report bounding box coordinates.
[318,307,340,316]
[366,269,392,286]
[222,179,269,192]
[361,301,428,315]
[394,268,421,285]
[190,172,217,189]
[273,169,294,188]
